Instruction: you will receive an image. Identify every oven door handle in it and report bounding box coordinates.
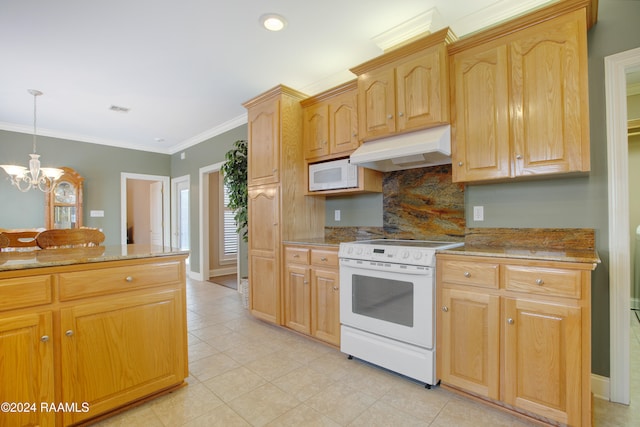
[339,259,432,275]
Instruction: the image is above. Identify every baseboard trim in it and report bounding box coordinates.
[209,267,237,277]
[592,373,610,401]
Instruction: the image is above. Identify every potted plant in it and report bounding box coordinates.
[221,139,248,242]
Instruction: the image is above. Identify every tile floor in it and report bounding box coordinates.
[94,278,640,426]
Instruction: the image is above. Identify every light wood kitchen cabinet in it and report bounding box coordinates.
[60,289,184,426]
[450,6,590,183]
[0,251,188,426]
[0,311,55,427]
[302,81,359,161]
[283,245,340,346]
[244,86,325,326]
[437,253,594,426]
[350,28,455,142]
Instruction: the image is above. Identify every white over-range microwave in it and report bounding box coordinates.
[308,158,358,192]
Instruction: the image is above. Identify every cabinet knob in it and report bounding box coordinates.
[507,318,514,325]
[458,161,463,167]
[65,330,74,337]
[273,168,278,174]
[333,286,339,291]
[303,280,308,285]
[323,140,327,145]
[463,271,471,278]
[535,278,544,286]
[293,254,300,258]
[320,257,328,262]
[398,112,404,117]
[441,306,449,312]
[352,132,357,137]
[387,114,393,120]
[516,154,522,160]
[40,335,50,343]
[125,276,133,282]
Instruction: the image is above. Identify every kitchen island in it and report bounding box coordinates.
[0,244,189,427]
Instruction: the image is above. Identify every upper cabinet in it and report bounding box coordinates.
[302,81,359,161]
[450,5,590,183]
[45,166,84,229]
[350,28,456,142]
[246,97,282,186]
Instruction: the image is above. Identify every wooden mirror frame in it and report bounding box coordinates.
[45,166,84,229]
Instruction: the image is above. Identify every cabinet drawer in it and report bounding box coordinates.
[59,261,182,301]
[504,265,581,298]
[440,260,499,289]
[311,249,338,268]
[284,247,310,264]
[0,275,53,311]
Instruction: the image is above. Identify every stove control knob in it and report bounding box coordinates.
[356,247,363,255]
[402,251,410,259]
[347,247,353,254]
[413,251,423,260]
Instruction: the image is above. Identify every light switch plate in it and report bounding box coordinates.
[473,206,484,221]
[90,210,105,218]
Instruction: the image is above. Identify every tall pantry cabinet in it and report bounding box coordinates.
[243,85,325,324]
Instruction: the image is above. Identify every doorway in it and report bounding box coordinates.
[120,173,170,246]
[605,46,640,404]
[171,174,190,264]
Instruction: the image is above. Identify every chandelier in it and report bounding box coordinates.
[1,89,64,192]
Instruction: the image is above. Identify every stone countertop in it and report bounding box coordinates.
[438,245,600,265]
[0,244,189,272]
[437,227,601,266]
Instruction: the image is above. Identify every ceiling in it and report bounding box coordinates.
[0,0,556,155]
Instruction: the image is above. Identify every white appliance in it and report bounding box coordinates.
[339,239,463,387]
[349,125,451,172]
[308,158,358,191]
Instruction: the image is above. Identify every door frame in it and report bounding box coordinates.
[170,174,190,250]
[605,46,640,405]
[120,172,171,246]
[198,161,224,282]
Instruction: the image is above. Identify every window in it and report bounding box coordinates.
[220,176,238,262]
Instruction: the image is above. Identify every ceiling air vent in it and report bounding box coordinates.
[109,105,130,113]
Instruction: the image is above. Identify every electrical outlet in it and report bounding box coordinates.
[334,210,341,221]
[473,206,484,221]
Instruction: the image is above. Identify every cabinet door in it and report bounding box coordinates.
[510,9,589,176]
[358,66,396,140]
[396,47,447,132]
[311,267,340,346]
[304,102,330,159]
[438,287,500,400]
[248,99,280,185]
[60,289,185,425]
[503,297,581,426]
[329,90,359,155]
[0,311,54,427]
[452,44,511,182]
[284,263,311,334]
[248,185,280,324]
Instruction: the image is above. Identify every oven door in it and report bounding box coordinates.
[339,258,434,349]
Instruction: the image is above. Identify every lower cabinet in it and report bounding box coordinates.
[0,254,188,426]
[60,289,185,425]
[0,311,55,427]
[436,254,594,426]
[284,245,340,346]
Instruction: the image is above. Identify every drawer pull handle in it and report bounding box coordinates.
[507,318,514,325]
[41,335,50,343]
[535,278,544,286]
[321,257,328,262]
[65,330,74,337]
[442,306,449,312]
[293,254,299,258]
[463,271,471,278]
[333,286,339,291]
[125,276,134,282]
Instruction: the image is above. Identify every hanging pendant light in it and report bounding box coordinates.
[1,89,64,192]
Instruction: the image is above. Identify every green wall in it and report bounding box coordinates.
[170,125,248,275]
[0,130,170,245]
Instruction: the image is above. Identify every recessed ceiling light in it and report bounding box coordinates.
[109,105,130,113]
[260,13,287,31]
[154,137,165,142]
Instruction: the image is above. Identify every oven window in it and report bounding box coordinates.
[352,274,413,327]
